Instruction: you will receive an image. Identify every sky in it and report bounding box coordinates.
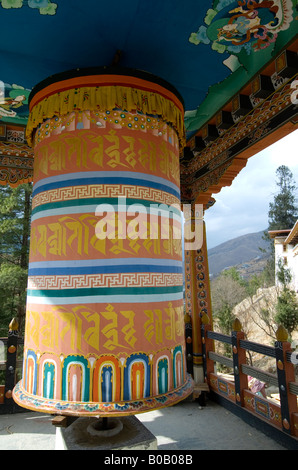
[204,129,298,250]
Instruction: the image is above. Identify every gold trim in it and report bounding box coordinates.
[26,85,185,149]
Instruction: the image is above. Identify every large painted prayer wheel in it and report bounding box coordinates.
[13,67,193,416]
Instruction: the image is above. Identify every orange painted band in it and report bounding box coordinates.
[29,74,184,113]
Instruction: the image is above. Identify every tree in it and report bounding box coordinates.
[216,301,234,335]
[0,183,32,335]
[268,165,298,231]
[274,259,298,337]
[210,269,248,368]
[211,268,248,333]
[261,165,298,286]
[275,287,298,337]
[211,269,247,315]
[265,165,298,337]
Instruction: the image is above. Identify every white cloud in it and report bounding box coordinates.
[204,130,298,249]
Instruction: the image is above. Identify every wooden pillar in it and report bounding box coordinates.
[232,318,248,407]
[201,313,214,382]
[4,318,19,406]
[275,325,298,435]
[184,205,212,383]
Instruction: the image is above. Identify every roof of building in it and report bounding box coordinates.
[268,220,298,245]
[285,220,298,246]
[268,229,291,239]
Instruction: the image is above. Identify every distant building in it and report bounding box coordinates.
[269,220,298,292]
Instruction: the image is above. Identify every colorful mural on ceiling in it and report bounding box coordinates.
[185,0,297,133]
[0,0,296,134]
[189,0,294,55]
[0,0,57,15]
[0,82,30,123]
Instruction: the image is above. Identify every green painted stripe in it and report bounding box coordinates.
[27,285,183,298]
[32,197,181,217]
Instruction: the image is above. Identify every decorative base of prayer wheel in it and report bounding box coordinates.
[13,374,193,416]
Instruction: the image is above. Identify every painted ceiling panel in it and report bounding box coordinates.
[0,0,297,139]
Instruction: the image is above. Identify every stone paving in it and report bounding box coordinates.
[0,399,289,451]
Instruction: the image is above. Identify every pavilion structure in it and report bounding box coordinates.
[0,0,297,414]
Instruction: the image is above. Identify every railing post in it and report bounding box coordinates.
[201,313,214,383]
[232,318,248,407]
[184,312,194,376]
[4,318,19,407]
[275,325,298,435]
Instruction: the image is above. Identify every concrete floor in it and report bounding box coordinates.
[0,399,290,451]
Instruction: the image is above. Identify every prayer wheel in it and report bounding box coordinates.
[13,67,193,416]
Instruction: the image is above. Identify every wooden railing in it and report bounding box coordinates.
[0,319,24,413]
[200,313,298,439]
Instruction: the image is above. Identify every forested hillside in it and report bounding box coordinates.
[208,230,270,277]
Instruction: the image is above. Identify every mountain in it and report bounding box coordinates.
[207,230,271,278]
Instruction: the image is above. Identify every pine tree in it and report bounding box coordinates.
[275,287,298,337]
[268,165,298,230]
[267,165,298,337]
[261,165,298,286]
[275,259,298,338]
[0,183,32,335]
